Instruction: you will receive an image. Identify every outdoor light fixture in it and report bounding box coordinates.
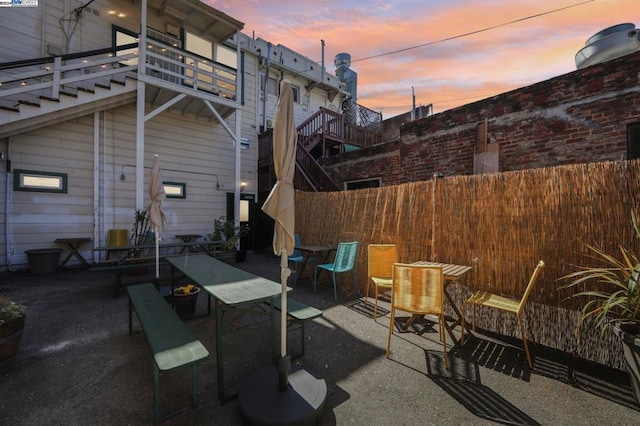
[240,182,247,193]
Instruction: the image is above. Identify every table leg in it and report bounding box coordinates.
[405,282,462,344]
[58,243,90,269]
[296,252,314,284]
[216,300,225,402]
[442,289,460,345]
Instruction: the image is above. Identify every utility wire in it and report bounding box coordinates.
[351,0,595,63]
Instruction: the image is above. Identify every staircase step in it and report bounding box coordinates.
[18,99,39,107]
[0,104,19,113]
[39,95,60,103]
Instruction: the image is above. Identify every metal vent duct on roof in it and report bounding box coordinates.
[335,53,357,103]
[575,23,640,69]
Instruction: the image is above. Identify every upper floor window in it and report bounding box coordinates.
[291,85,300,103]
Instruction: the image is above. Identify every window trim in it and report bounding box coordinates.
[163,182,186,199]
[344,178,381,190]
[14,169,68,193]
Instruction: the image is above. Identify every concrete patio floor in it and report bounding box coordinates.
[1,251,639,425]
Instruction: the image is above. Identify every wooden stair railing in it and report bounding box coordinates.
[297,107,345,153]
[295,143,340,192]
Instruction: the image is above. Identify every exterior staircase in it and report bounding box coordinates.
[0,45,138,139]
[258,107,384,192]
[0,40,238,139]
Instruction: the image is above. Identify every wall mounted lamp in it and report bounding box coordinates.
[240,182,247,193]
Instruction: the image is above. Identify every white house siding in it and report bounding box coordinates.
[6,101,254,270]
[9,115,96,269]
[0,4,44,59]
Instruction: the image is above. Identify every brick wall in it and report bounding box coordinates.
[323,50,640,186]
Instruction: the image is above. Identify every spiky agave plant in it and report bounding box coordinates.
[560,212,640,339]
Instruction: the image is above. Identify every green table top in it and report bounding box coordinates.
[167,254,288,306]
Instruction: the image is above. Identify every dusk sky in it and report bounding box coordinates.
[208,0,638,119]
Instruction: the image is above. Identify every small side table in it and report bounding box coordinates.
[55,237,92,269]
[175,234,202,253]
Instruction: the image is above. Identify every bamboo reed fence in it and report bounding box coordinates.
[295,159,640,368]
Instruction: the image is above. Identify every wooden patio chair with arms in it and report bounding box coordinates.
[366,244,398,321]
[314,241,359,300]
[386,263,448,369]
[460,260,545,368]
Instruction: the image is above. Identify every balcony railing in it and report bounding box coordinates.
[141,38,237,101]
[0,38,239,109]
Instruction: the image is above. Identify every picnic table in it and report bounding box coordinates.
[166,253,288,402]
[92,240,225,296]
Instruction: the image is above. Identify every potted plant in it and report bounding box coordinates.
[129,209,154,274]
[169,284,201,319]
[560,211,640,404]
[0,294,27,372]
[207,216,250,264]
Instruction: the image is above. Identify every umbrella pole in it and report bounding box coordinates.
[155,225,160,283]
[278,245,291,391]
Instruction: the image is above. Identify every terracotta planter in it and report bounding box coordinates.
[614,322,640,405]
[169,287,200,319]
[0,314,26,373]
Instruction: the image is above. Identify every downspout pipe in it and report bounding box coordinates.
[4,138,12,271]
[262,42,272,131]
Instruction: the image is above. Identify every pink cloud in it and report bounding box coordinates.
[207,0,638,118]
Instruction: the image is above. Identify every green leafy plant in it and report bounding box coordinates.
[560,211,640,338]
[130,209,154,257]
[208,216,250,251]
[0,294,26,325]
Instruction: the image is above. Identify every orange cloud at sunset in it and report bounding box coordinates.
[208,0,638,118]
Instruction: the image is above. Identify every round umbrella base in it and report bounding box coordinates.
[238,364,327,426]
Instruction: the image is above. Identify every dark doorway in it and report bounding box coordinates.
[226,192,256,251]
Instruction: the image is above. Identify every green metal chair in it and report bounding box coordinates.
[289,234,314,285]
[313,241,359,300]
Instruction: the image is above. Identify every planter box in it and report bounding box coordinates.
[25,249,61,274]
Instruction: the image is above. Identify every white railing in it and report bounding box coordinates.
[143,38,237,100]
[0,39,238,106]
[0,46,138,104]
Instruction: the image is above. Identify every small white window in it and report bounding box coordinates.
[14,169,67,193]
[163,182,186,199]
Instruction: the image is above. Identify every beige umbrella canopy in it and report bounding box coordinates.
[147,154,166,280]
[262,79,297,389]
[263,81,296,258]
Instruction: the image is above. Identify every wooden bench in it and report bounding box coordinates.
[265,297,323,359]
[127,283,209,424]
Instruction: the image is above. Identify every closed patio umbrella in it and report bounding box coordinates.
[239,80,326,425]
[147,154,166,283]
[262,79,297,389]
